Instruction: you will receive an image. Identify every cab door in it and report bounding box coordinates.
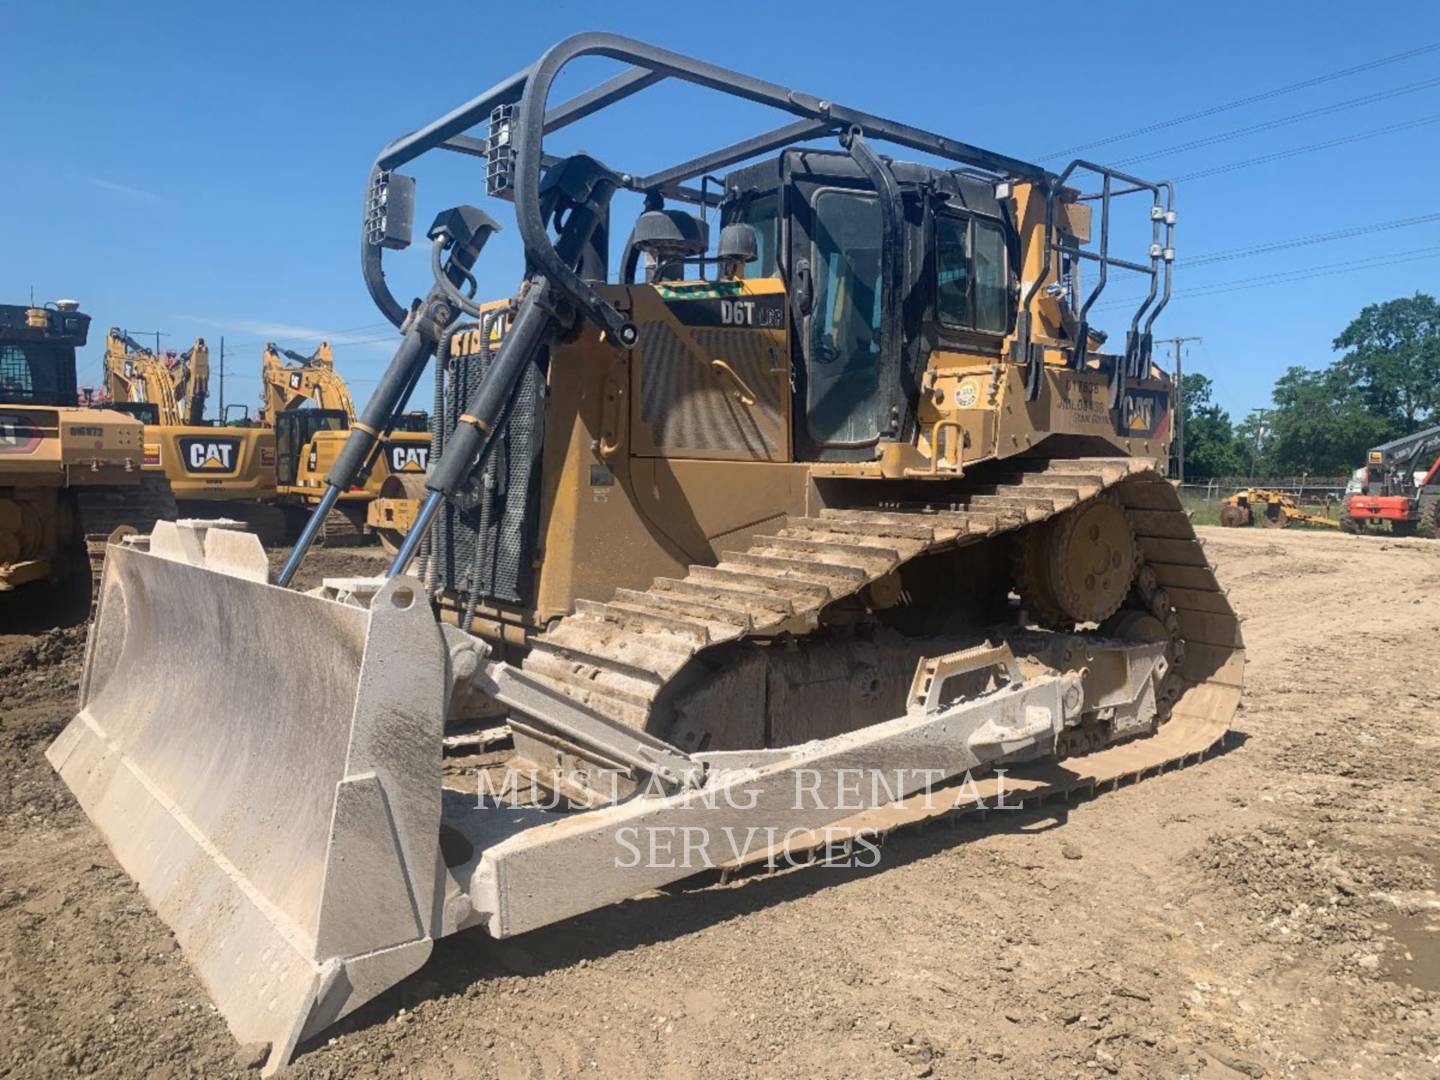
[790,184,885,459]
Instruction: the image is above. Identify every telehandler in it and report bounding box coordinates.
[51,35,1243,1073]
[0,301,174,594]
[260,340,430,544]
[1342,424,1440,536]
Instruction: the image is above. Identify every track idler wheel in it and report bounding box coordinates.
[1019,496,1140,627]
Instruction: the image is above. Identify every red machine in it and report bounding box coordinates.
[1343,424,1440,537]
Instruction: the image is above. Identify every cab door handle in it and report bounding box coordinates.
[711,358,757,407]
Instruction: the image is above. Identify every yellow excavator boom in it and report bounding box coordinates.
[103,329,184,425]
[175,338,209,424]
[260,341,354,423]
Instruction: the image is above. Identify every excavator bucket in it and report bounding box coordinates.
[46,522,451,1074]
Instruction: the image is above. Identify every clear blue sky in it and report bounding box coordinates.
[4,0,1437,422]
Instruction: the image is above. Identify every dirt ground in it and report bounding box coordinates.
[1,529,1437,1079]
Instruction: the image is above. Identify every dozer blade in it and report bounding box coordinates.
[46,523,450,1074]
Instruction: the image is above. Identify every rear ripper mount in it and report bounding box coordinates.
[50,33,1231,1076]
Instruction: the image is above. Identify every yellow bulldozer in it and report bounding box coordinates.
[101,329,279,535]
[50,36,1244,1072]
[260,340,430,545]
[0,301,175,596]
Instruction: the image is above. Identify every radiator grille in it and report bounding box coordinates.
[430,324,546,609]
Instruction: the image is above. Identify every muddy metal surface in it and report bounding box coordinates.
[1,532,1437,1079]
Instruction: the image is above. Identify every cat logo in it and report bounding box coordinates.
[0,412,42,454]
[1124,396,1154,433]
[388,444,429,472]
[179,436,240,473]
[1118,388,1167,438]
[289,372,303,390]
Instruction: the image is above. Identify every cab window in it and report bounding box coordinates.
[0,343,76,406]
[807,188,882,445]
[935,217,970,326]
[738,194,779,279]
[973,221,1008,332]
[934,214,1009,335]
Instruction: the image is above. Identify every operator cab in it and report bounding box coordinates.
[392,410,430,433]
[0,302,90,407]
[275,408,347,486]
[620,150,1019,461]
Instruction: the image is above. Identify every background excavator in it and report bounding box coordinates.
[260,340,430,545]
[1341,423,1440,536]
[101,329,278,534]
[0,301,174,598]
[51,35,1244,1073]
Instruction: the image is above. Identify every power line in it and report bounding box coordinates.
[1172,246,1440,300]
[1185,212,1440,267]
[1041,41,1440,160]
[1173,112,1440,182]
[1112,74,1440,168]
[1094,243,1440,310]
[318,320,396,337]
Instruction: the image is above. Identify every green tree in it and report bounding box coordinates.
[1174,373,1243,480]
[1264,365,1393,476]
[1331,293,1440,431]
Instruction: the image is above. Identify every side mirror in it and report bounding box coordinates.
[224,403,251,425]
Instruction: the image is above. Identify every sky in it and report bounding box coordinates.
[3,0,1438,422]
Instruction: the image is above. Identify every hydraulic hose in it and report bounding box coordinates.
[278,204,499,587]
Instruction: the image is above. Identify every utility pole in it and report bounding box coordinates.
[1156,336,1202,485]
[1248,408,1270,482]
[219,336,225,417]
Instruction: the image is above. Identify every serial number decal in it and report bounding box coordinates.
[666,295,786,330]
[1055,380,1111,430]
